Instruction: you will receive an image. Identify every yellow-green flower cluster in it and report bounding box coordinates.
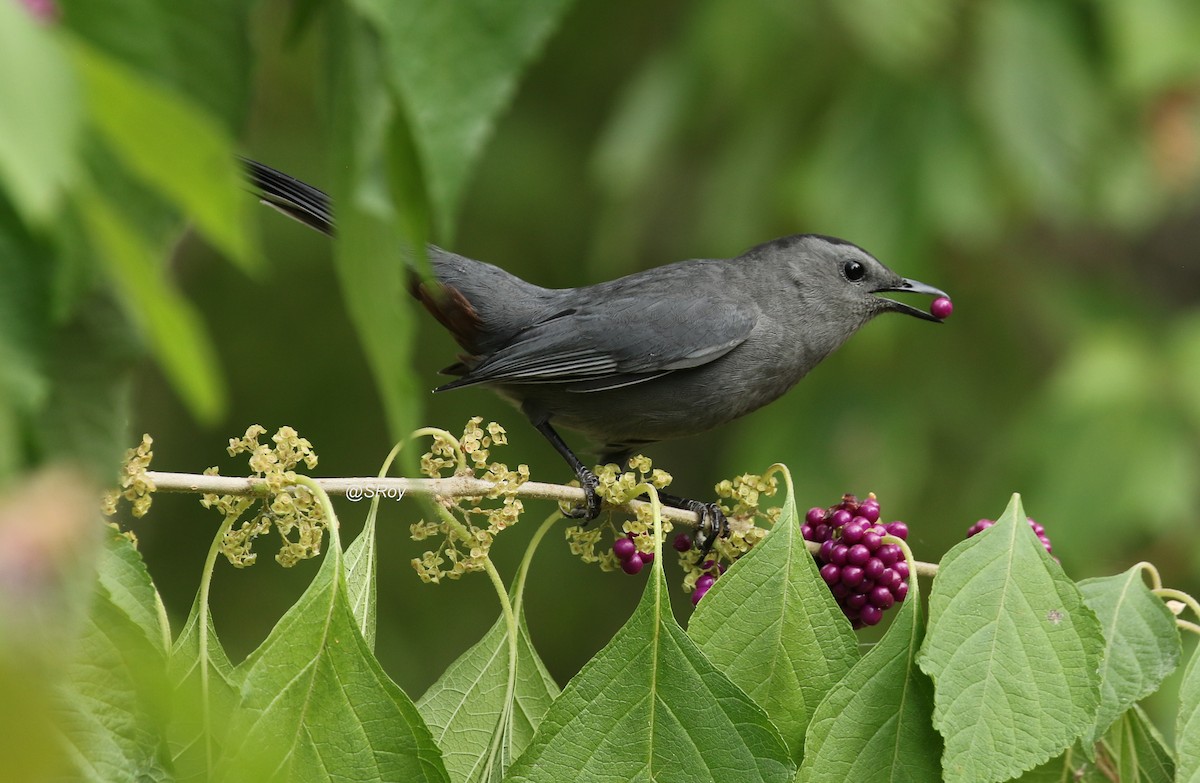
[201,425,324,568]
[563,456,674,572]
[677,471,778,590]
[411,419,530,583]
[102,434,156,519]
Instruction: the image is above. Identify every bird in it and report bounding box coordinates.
[242,158,949,550]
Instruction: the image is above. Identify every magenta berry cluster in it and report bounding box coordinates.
[967,516,1054,555]
[612,534,654,575]
[691,559,726,605]
[803,494,910,628]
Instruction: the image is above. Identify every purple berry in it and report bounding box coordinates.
[813,524,831,542]
[841,520,865,544]
[860,605,883,626]
[673,533,693,552]
[930,296,953,320]
[862,530,883,550]
[831,583,851,599]
[865,558,885,580]
[830,544,849,566]
[820,563,841,585]
[846,593,869,611]
[859,500,881,523]
[894,561,910,580]
[800,524,813,540]
[967,519,993,537]
[695,574,715,592]
[841,566,865,588]
[869,586,895,609]
[847,544,871,566]
[613,537,636,560]
[885,521,908,539]
[893,581,909,603]
[641,550,655,565]
[621,553,644,575]
[691,585,709,605]
[806,507,826,526]
[819,539,835,561]
[877,544,901,566]
[831,509,853,527]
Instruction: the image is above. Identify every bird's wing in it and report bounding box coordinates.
[435,295,758,393]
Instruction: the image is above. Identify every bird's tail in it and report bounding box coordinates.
[243,157,560,360]
[241,157,335,236]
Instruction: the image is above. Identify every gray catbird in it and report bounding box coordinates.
[243,158,948,548]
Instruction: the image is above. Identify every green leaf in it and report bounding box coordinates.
[0,1,81,224]
[917,493,1104,783]
[417,615,559,783]
[69,39,258,271]
[76,183,226,423]
[344,509,379,652]
[503,566,795,783]
[798,559,942,782]
[1077,566,1181,747]
[326,11,425,444]
[687,465,859,764]
[1178,647,1200,782]
[55,529,173,782]
[60,0,253,129]
[168,595,239,782]
[1010,748,1105,782]
[350,0,575,239]
[96,523,171,655]
[219,524,448,783]
[1099,706,1174,783]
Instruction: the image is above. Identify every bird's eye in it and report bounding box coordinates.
[842,259,866,282]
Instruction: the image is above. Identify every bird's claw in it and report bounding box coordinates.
[564,467,603,521]
[689,501,728,559]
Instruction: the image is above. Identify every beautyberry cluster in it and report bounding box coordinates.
[612,534,655,575]
[803,494,909,628]
[967,516,1054,556]
[686,547,726,605]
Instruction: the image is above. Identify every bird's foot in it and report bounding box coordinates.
[685,500,728,560]
[564,466,603,522]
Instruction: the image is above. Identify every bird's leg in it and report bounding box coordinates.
[655,491,728,559]
[531,419,603,521]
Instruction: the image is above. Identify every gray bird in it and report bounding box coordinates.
[244,159,948,548]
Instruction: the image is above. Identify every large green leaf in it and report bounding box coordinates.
[325,11,425,444]
[75,184,226,424]
[1099,706,1174,783]
[219,519,448,783]
[503,565,794,783]
[344,508,379,652]
[798,557,941,782]
[1179,648,1200,782]
[1077,566,1181,747]
[55,529,173,783]
[917,494,1104,783]
[168,595,238,782]
[60,0,252,128]
[0,1,81,224]
[70,39,257,271]
[687,465,859,764]
[417,615,559,783]
[350,0,575,239]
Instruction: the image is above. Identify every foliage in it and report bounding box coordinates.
[5,429,1199,781]
[3,0,1200,780]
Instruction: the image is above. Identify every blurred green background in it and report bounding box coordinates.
[3,0,1200,710]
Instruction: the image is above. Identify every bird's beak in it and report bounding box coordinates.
[872,278,949,323]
